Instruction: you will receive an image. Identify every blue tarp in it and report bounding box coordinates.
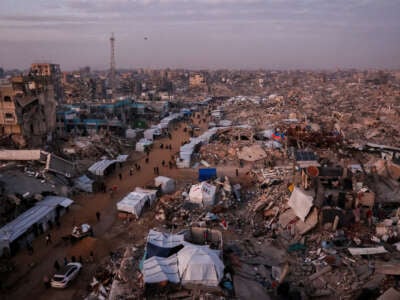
[198,168,217,182]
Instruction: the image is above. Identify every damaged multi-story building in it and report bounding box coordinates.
[0,66,58,148]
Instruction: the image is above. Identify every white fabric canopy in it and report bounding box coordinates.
[177,245,224,287]
[116,192,148,217]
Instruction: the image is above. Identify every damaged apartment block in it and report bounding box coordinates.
[0,65,58,148]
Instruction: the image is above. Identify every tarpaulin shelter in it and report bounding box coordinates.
[154,176,176,194]
[177,245,224,287]
[74,175,95,193]
[198,168,217,182]
[288,187,314,222]
[146,230,185,259]
[188,182,217,207]
[88,159,117,176]
[116,192,149,217]
[135,138,153,152]
[143,254,180,284]
[0,196,74,256]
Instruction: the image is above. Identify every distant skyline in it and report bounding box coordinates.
[0,0,399,71]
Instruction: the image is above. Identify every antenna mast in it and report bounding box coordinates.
[110,32,116,99]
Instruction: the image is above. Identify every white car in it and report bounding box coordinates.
[50,262,82,288]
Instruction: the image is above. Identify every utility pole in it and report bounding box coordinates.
[110,32,116,100]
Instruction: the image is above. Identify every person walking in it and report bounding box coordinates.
[96,211,101,221]
[129,168,133,176]
[45,233,52,245]
[119,173,122,180]
[236,169,239,177]
[63,257,68,266]
[145,157,149,164]
[54,259,60,271]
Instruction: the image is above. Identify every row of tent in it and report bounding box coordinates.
[177,127,219,168]
[142,230,224,287]
[144,112,187,142]
[137,111,189,152]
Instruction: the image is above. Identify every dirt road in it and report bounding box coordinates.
[0,111,220,299]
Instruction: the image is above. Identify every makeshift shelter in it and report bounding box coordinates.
[143,254,180,284]
[198,168,217,182]
[135,138,153,152]
[116,192,149,218]
[177,245,224,287]
[188,182,217,207]
[74,175,95,193]
[88,159,117,176]
[144,128,157,141]
[146,230,185,259]
[134,187,158,205]
[154,176,175,194]
[0,196,74,256]
[147,230,184,248]
[288,187,314,222]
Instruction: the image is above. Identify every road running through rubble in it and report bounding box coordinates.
[1,110,221,300]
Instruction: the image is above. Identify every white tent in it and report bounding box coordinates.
[135,138,153,152]
[143,254,180,284]
[154,176,176,194]
[288,187,314,222]
[188,182,217,207]
[116,192,148,217]
[177,245,224,287]
[134,187,158,206]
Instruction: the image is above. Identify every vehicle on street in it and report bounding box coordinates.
[71,223,93,239]
[50,262,82,288]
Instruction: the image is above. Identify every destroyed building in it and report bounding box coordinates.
[0,73,57,147]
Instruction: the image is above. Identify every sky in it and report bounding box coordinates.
[0,0,399,71]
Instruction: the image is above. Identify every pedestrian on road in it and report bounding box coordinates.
[45,233,52,245]
[119,173,122,180]
[64,257,68,266]
[137,164,141,171]
[156,167,160,175]
[96,211,101,221]
[236,169,239,177]
[145,157,149,164]
[43,275,50,289]
[162,160,165,167]
[130,168,133,176]
[54,260,60,271]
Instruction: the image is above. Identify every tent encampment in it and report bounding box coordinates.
[188,182,217,207]
[177,245,224,287]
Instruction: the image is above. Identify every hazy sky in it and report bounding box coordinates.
[0,0,399,70]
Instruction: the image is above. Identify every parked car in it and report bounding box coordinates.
[50,262,82,288]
